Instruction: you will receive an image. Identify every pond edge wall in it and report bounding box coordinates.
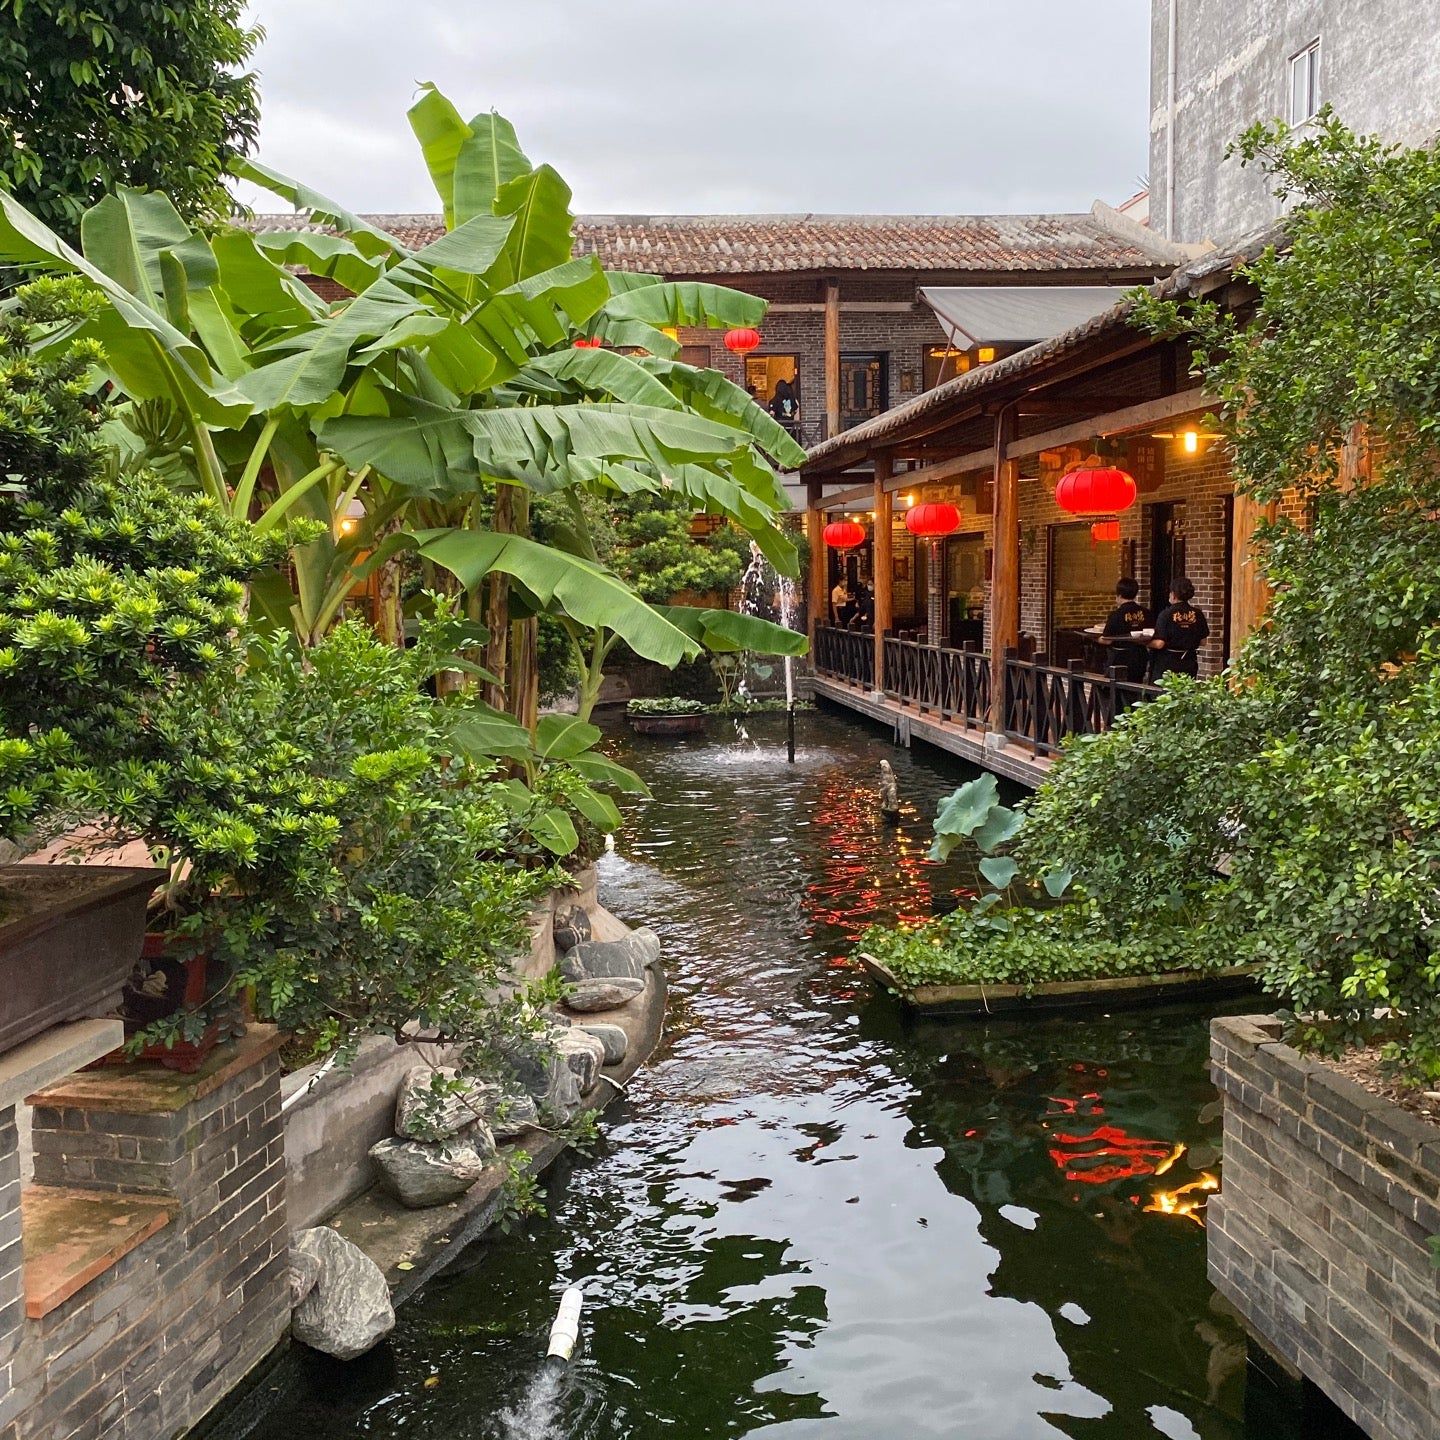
[1209,1013,1440,1440]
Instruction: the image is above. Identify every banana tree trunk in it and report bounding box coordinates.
[483,486,514,711]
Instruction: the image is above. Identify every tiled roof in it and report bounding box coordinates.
[244,210,1178,276]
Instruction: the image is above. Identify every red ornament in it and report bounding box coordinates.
[823,520,866,550]
[905,502,961,539]
[1055,466,1137,515]
[1090,520,1121,543]
[724,327,762,356]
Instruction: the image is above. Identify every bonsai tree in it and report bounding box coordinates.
[0,280,278,852]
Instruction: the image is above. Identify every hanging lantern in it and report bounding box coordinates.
[1090,520,1122,543]
[823,519,866,550]
[573,337,600,348]
[905,502,961,539]
[1055,465,1138,516]
[724,327,762,356]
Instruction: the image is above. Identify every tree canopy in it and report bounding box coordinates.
[0,1,260,237]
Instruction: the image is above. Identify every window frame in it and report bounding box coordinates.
[1287,37,1321,127]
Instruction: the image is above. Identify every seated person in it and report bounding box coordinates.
[1097,577,1151,680]
[855,582,876,629]
[1148,576,1210,680]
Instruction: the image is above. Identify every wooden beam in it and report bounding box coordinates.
[805,478,827,646]
[821,480,875,510]
[990,406,1020,730]
[873,453,893,691]
[1006,386,1211,462]
[891,447,996,491]
[824,279,841,439]
[767,301,917,315]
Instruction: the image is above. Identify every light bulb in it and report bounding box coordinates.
[1182,430,1199,455]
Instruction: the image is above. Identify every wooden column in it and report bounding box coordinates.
[989,406,1020,731]
[873,453,893,691]
[1229,490,1277,655]
[824,279,841,439]
[805,477,826,646]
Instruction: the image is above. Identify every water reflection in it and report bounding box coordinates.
[241,710,1278,1440]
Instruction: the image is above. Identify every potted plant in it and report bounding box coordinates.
[626,697,711,737]
[0,283,279,1068]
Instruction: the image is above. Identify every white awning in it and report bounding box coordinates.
[919,285,1133,349]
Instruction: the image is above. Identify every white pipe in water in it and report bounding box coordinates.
[546,1286,584,1363]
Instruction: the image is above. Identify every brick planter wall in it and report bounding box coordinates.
[1209,1014,1440,1440]
[0,1030,289,1439]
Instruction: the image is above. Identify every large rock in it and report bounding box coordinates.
[576,1022,628,1065]
[553,904,592,952]
[489,1089,541,1141]
[554,1027,606,1093]
[394,1066,496,1142]
[558,930,661,986]
[369,1133,493,1209]
[499,1030,585,1122]
[565,976,645,1012]
[291,1227,395,1360]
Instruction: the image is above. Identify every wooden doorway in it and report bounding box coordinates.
[1149,501,1188,614]
[840,352,887,430]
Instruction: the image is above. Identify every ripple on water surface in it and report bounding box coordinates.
[244,711,1260,1440]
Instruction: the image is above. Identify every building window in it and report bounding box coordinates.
[1288,38,1321,126]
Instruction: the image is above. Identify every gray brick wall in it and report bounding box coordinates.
[1210,1014,1440,1440]
[0,1035,290,1439]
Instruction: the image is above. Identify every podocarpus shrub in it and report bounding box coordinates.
[98,618,561,1062]
[0,279,279,849]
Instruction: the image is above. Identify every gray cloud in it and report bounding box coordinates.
[239,1,1151,215]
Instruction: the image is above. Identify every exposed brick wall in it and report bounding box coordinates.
[0,1033,290,1440]
[1209,1015,1440,1440]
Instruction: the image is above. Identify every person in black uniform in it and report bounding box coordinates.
[1098,577,1150,680]
[1148,576,1209,680]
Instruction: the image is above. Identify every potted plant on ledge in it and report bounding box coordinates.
[625,697,710,737]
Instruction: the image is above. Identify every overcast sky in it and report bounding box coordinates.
[238,1,1153,217]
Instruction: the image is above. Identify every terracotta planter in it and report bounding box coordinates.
[0,865,163,1054]
[120,934,223,1073]
[626,713,709,737]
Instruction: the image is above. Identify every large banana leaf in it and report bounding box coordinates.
[455,113,532,226]
[0,191,250,425]
[407,83,472,230]
[640,357,807,469]
[252,230,384,297]
[403,214,515,278]
[599,281,766,330]
[321,397,758,497]
[414,528,700,666]
[487,165,574,289]
[233,158,408,262]
[522,347,683,410]
[211,230,324,327]
[238,279,425,412]
[657,605,808,657]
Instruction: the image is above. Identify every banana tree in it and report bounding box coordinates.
[0,83,809,707]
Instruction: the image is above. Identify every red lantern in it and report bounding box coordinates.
[1055,466,1137,516]
[724,327,762,356]
[905,502,961,539]
[823,520,866,550]
[573,337,600,348]
[1090,520,1121,543]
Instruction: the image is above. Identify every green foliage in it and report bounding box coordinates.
[103,618,558,1056]
[610,490,749,604]
[0,1,260,239]
[626,697,709,716]
[928,774,1022,864]
[0,281,278,845]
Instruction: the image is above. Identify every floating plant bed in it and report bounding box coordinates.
[0,866,163,1053]
[857,952,1262,1016]
[626,713,709,737]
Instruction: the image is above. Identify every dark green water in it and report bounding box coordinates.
[243,709,1295,1440]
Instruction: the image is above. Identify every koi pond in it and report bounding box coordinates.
[238,708,1325,1440]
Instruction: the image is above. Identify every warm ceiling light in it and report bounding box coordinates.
[977,346,996,363]
[904,494,915,507]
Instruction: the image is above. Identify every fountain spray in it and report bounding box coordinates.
[739,542,800,764]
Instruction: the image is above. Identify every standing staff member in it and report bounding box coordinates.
[1098,577,1150,680]
[1148,577,1209,680]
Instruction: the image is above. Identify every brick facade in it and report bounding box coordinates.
[1209,1015,1440,1440]
[0,1032,290,1439]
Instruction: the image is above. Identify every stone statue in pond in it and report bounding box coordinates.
[878,759,901,823]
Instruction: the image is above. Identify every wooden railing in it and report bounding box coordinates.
[883,637,990,728]
[813,632,1159,759]
[1001,649,1159,757]
[814,626,873,689]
